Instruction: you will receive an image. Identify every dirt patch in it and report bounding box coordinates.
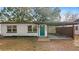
[35,39,79,51]
[0,37,79,51]
[0,37,36,51]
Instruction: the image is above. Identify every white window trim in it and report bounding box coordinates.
[7,25,17,33]
[28,25,37,33]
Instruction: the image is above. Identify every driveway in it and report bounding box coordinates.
[48,34,72,39]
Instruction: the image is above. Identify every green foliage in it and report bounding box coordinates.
[32,7,61,22]
[0,7,61,22]
[0,7,33,22]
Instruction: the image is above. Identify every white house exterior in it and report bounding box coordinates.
[74,19,79,35]
[0,22,47,37]
[0,21,79,38]
[74,24,79,35]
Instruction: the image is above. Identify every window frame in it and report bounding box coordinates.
[28,25,33,33]
[7,25,17,33]
[28,25,37,33]
[75,26,78,30]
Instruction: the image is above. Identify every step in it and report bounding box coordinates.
[37,37,50,41]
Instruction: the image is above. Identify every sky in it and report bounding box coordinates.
[60,7,79,15]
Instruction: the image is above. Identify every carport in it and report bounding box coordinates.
[47,22,74,39]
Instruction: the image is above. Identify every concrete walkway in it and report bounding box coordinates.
[48,34,72,39]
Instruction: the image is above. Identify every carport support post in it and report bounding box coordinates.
[73,24,74,40]
[74,24,79,46]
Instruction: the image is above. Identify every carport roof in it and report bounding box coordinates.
[46,22,79,26]
[36,22,79,26]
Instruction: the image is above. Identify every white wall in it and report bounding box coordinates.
[45,25,47,37]
[56,25,73,27]
[1,24,38,36]
[0,24,1,34]
[48,26,56,33]
[74,24,79,35]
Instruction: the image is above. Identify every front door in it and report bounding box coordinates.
[39,24,45,37]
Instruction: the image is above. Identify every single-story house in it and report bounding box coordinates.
[0,21,79,40]
[0,21,79,46]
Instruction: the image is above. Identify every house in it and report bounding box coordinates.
[0,21,79,40]
[0,21,79,46]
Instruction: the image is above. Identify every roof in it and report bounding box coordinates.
[0,22,38,24]
[0,21,79,26]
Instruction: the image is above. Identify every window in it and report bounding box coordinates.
[7,26,11,33]
[28,25,37,33]
[75,26,78,30]
[7,25,17,33]
[28,25,32,33]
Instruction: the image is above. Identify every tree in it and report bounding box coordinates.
[0,7,61,22]
[64,12,79,22]
[31,7,61,22]
[0,7,33,22]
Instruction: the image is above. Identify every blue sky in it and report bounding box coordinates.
[0,7,79,15]
[60,7,79,15]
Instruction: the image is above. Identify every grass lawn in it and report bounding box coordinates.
[0,37,79,51]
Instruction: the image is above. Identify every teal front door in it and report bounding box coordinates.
[40,24,45,37]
